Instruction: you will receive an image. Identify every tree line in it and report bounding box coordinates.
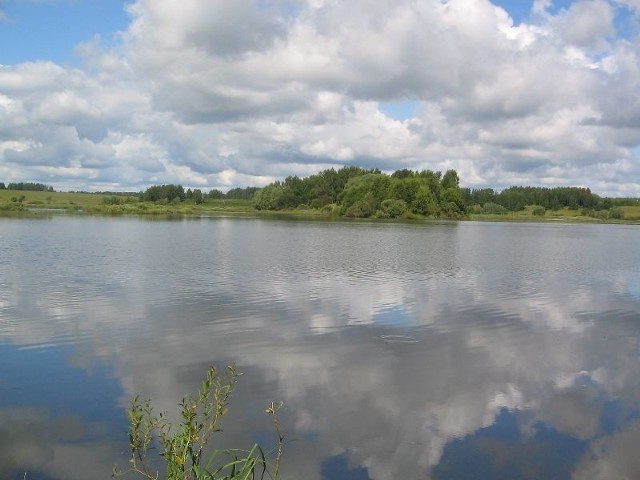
[138,184,259,204]
[0,182,54,192]
[4,174,636,219]
[462,186,603,211]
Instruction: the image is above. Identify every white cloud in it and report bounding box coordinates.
[0,0,639,194]
[555,0,616,48]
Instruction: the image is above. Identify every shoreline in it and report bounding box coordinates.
[1,190,639,225]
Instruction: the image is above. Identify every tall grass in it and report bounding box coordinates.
[113,366,284,480]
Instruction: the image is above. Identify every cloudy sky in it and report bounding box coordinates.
[1,0,640,195]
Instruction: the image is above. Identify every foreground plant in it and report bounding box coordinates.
[113,365,283,480]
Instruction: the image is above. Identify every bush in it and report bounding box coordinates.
[344,192,377,218]
[378,198,408,218]
[532,206,545,216]
[610,207,624,219]
[103,196,122,205]
[482,202,508,215]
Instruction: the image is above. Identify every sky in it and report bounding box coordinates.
[1,0,640,195]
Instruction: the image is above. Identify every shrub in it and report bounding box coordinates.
[482,202,508,215]
[610,207,624,219]
[114,366,283,480]
[378,199,408,218]
[103,196,122,205]
[532,206,545,216]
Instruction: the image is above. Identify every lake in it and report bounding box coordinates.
[1,216,640,479]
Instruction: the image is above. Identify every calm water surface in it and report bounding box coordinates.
[1,217,640,479]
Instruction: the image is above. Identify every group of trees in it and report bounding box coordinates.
[140,185,260,204]
[140,184,205,204]
[462,186,610,213]
[252,167,467,218]
[0,182,54,192]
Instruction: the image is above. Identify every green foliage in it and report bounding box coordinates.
[0,201,24,211]
[344,191,378,218]
[441,170,460,190]
[225,187,259,200]
[465,186,604,212]
[114,366,283,480]
[610,207,624,219]
[340,173,391,216]
[441,187,465,214]
[378,198,408,218]
[251,166,466,219]
[7,182,54,192]
[143,185,186,203]
[532,206,546,216]
[388,177,422,205]
[461,188,496,206]
[207,189,225,199]
[411,186,438,216]
[103,195,123,205]
[253,182,286,210]
[193,189,204,205]
[481,202,508,215]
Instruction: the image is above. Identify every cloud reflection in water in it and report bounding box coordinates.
[1,218,640,479]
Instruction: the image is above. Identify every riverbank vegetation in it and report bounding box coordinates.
[252,167,466,219]
[1,168,639,223]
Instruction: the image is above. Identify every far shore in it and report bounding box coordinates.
[1,189,639,225]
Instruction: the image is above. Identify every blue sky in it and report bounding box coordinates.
[0,0,130,65]
[1,0,639,195]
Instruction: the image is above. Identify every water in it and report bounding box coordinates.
[1,216,640,479]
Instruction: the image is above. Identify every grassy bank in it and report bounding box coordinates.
[1,190,639,224]
[0,190,255,217]
[469,204,640,224]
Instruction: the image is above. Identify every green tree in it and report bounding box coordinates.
[344,192,378,218]
[411,186,438,216]
[339,173,391,216]
[440,187,465,215]
[142,184,186,203]
[388,177,422,205]
[418,170,442,202]
[226,187,259,200]
[207,189,225,199]
[390,168,414,179]
[310,168,341,207]
[482,202,508,215]
[253,182,286,210]
[441,169,460,189]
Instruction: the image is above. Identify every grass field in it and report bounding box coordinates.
[468,205,640,224]
[0,190,256,216]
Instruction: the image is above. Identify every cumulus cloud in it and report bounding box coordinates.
[554,0,616,48]
[0,0,639,194]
